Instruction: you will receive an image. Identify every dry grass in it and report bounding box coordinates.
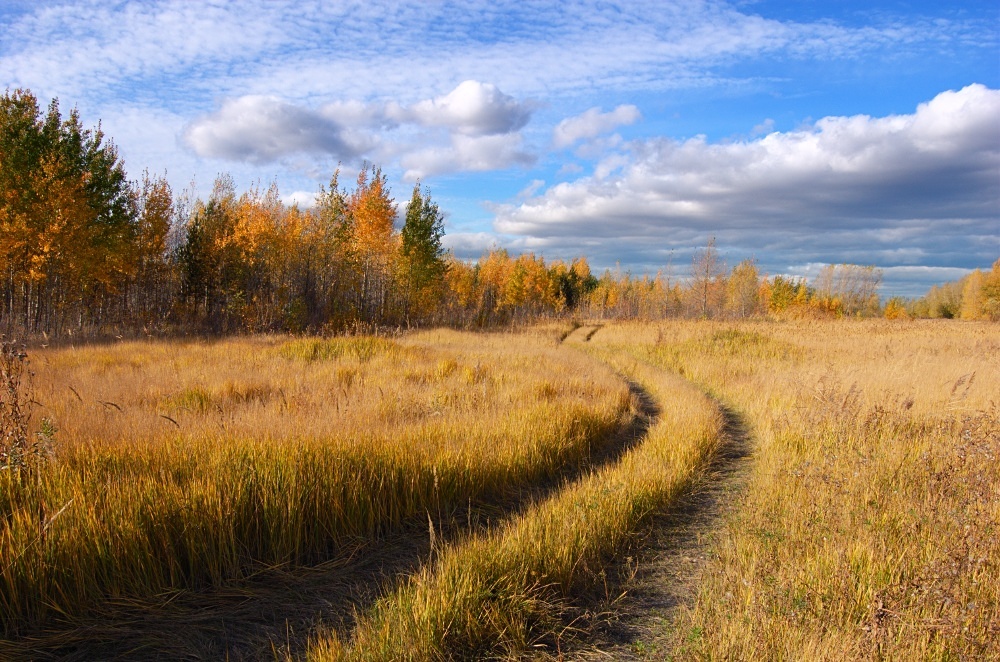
[0,330,632,636]
[591,319,999,660]
[307,346,725,660]
[6,319,993,661]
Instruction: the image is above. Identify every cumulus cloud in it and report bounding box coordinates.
[397,80,533,135]
[400,132,535,180]
[495,84,1000,276]
[183,95,370,164]
[182,80,534,174]
[553,105,642,148]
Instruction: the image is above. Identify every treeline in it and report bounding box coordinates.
[576,249,891,320]
[904,261,1000,321]
[1,89,461,336]
[2,89,997,338]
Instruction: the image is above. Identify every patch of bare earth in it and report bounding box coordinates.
[567,402,751,661]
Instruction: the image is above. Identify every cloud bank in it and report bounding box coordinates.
[494,84,1000,277]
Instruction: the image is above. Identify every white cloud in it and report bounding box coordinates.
[396,80,532,136]
[553,105,641,148]
[751,118,775,136]
[3,1,988,110]
[495,84,1000,273]
[400,132,535,180]
[180,80,535,175]
[442,231,506,257]
[183,95,371,164]
[517,179,546,199]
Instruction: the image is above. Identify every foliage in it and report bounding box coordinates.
[909,258,1000,320]
[1,90,136,335]
[400,183,447,319]
[9,86,989,338]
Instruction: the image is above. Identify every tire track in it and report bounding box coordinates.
[568,387,753,660]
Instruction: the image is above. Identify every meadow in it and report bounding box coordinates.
[1,319,996,660]
[590,320,999,660]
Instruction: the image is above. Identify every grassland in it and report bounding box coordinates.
[2,319,995,660]
[1,329,632,645]
[590,320,999,660]
[307,346,724,660]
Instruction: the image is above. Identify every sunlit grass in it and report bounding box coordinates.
[308,348,724,660]
[593,319,999,660]
[1,330,632,634]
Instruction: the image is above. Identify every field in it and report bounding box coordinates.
[1,320,997,660]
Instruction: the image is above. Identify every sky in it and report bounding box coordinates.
[2,0,998,297]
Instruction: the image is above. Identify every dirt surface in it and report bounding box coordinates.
[567,402,752,661]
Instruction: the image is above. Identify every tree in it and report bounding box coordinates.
[725,258,762,318]
[981,259,1000,321]
[347,164,396,322]
[1,90,137,334]
[400,183,447,319]
[813,264,882,317]
[129,171,174,325]
[688,237,726,318]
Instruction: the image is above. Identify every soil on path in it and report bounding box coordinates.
[568,401,752,660]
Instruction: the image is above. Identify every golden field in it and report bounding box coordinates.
[1,319,996,660]
[1,329,632,643]
[590,320,999,661]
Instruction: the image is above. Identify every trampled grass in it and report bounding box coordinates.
[0,330,632,635]
[591,319,999,660]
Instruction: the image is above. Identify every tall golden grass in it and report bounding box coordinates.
[1,330,632,634]
[591,319,999,660]
[307,344,724,660]
[6,319,992,661]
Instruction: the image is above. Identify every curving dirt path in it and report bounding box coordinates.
[569,394,753,660]
[555,325,753,659]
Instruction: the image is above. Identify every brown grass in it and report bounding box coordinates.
[1,330,631,636]
[591,319,999,660]
[307,346,725,660]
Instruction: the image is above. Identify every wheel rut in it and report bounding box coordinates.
[567,391,753,660]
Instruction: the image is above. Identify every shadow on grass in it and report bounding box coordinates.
[3,381,657,662]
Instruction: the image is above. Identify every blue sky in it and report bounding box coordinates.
[2,0,997,297]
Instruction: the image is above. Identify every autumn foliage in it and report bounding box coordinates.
[2,90,996,338]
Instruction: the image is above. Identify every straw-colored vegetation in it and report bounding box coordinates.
[308,345,724,660]
[1,330,632,635]
[3,319,995,661]
[589,319,999,660]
